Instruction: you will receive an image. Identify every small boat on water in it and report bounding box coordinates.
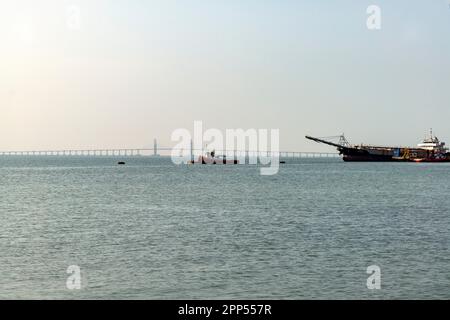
[188,150,239,165]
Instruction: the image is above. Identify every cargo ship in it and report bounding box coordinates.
[306,130,450,162]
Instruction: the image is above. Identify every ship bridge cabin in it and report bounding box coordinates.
[417,130,448,153]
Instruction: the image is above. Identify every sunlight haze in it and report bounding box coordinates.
[1,0,450,151]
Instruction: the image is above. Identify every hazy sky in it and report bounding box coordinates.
[1,0,450,151]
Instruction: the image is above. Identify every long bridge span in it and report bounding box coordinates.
[0,140,340,158]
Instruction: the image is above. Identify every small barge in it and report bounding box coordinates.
[188,150,239,165]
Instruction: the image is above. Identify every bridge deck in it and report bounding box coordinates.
[0,148,339,158]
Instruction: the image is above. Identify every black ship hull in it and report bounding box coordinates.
[339,147,396,162]
[338,147,450,162]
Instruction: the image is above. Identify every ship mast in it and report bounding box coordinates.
[338,134,350,148]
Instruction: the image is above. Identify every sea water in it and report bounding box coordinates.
[1,156,449,299]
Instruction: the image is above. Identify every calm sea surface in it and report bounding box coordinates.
[1,156,449,299]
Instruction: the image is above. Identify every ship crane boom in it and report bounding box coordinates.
[305,135,349,150]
